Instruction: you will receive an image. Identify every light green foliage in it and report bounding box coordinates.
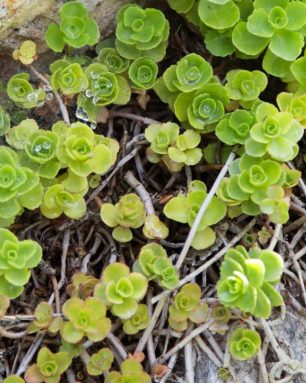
[61,297,111,343]
[217,245,284,318]
[0,147,43,227]
[7,73,45,109]
[45,1,100,52]
[100,193,146,243]
[216,109,254,145]
[122,304,150,334]
[135,243,179,289]
[27,302,53,333]
[115,4,170,62]
[56,121,119,177]
[229,328,261,361]
[291,55,306,85]
[0,229,42,299]
[4,377,25,383]
[164,180,226,249]
[168,283,208,331]
[245,102,304,161]
[154,53,213,108]
[260,185,290,224]
[167,0,194,14]
[105,358,151,383]
[145,122,179,155]
[50,59,88,95]
[94,263,148,320]
[128,57,158,90]
[174,83,229,132]
[277,92,306,126]
[97,47,130,74]
[143,213,169,240]
[77,63,131,121]
[224,69,267,102]
[13,40,37,65]
[87,348,114,376]
[0,106,10,136]
[25,347,71,383]
[199,0,241,30]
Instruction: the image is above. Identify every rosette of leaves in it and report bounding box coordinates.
[115,4,170,62]
[0,147,43,227]
[0,106,10,136]
[245,102,304,162]
[0,229,42,298]
[135,243,179,289]
[238,1,306,62]
[87,348,114,376]
[7,73,45,109]
[217,245,284,318]
[66,272,99,299]
[216,109,254,145]
[229,328,261,361]
[50,59,88,95]
[105,358,151,383]
[224,69,267,103]
[174,83,229,132]
[122,304,150,335]
[56,122,119,177]
[164,180,226,250]
[25,347,71,383]
[97,47,130,74]
[6,119,38,150]
[100,193,146,243]
[45,1,100,52]
[211,303,231,324]
[128,57,158,90]
[61,297,111,343]
[94,263,148,319]
[77,63,131,121]
[145,122,179,157]
[277,92,306,126]
[27,302,62,334]
[260,185,289,225]
[12,40,37,65]
[168,283,208,332]
[142,213,169,240]
[154,53,213,107]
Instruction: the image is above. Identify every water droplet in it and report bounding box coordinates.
[37,101,45,108]
[42,142,51,150]
[92,95,100,105]
[46,93,54,101]
[90,71,99,79]
[27,92,38,102]
[43,85,52,92]
[34,144,42,153]
[93,82,100,89]
[85,90,94,98]
[76,107,89,122]
[90,121,97,130]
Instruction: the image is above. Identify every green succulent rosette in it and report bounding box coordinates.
[87,348,114,376]
[217,245,284,318]
[61,297,111,344]
[94,263,148,320]
[115,4,170,62]
[145,122,180,156]
[7,73,45,109]
[45,1,100,52]
[230,328,261,361]
[128,57,158,90]
[105,359,151,383]
[0,228,42,298]
[122,304,150,335]
[277,92,306,126]
[97,47,130,74]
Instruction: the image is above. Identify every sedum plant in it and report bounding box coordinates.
[27,302,62,334]
[128,57,158,90]
[164,180,226,249]
[0,105,10,136]
[100,193,146,243]
[229,328,261,361]
[277,92,306,126]
[217,245,284,318]
[87,348,114,376]
[7,73,45,109]
[122,304,150,335]
[97,47,130,74]
[106,359,151,383]
[135,243,179,289]
[61,297,111,343]
[66,272,99,299]
[50,59,88,95]
[0,147,43,227]
[290,55,306,86]
[45,1,100,52]
[25,347,71,383]
[94,262,148,320]
[168,283,208,332]
[115,4,170,62]
[0,229,42,299]
[245,102,304,162]
[260,185,290,225]
[12,40,37,65]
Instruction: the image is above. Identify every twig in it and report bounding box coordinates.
[81,233,102,273]
[175,151,235,269]
[51,275,60,314]
[195,336,222,367]
[152,218,256,304]
[249,322,269,383]
[159,354,178,383]
[269,224,282,251]
[107,333,128,360]
[16,333,44,375]
[124,171,155,215]
[30,66,70,124]
[185,338,195,383]
[147,290,157,368]
[110,111,159,125]
[0,326,27,339]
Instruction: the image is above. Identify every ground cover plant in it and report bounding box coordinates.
[0,0,305,382]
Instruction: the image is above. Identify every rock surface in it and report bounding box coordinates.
[0,0,130,51]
